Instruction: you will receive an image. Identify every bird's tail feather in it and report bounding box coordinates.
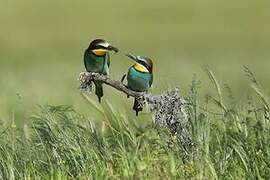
[94,81,103,103]
[133,98,143,116]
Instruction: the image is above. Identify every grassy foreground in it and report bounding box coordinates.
[0,69,269,179]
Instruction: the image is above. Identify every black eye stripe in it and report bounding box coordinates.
[138,61,149,69]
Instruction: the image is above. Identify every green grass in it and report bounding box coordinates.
[0,68,270,179]
[1,0,270,120]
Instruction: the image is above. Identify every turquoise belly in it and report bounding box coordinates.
[84,52,109,75]
[127,67,151,92]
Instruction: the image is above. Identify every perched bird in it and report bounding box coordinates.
[84,39,118,102]
[122,53,154,116]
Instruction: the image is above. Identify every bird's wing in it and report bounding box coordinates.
[106,52,110,67]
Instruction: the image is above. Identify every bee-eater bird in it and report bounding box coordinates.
[122,53,154,116]
[84,39,118,102]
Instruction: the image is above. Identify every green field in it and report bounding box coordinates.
[0,0,270,179]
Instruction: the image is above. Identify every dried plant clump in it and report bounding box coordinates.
[145,89,188,133]
[145,89,192,156]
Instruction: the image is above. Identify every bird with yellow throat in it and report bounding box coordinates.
[122,53,154,116]
[84,39,118,102]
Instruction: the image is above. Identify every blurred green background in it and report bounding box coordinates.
[0,0,270,123]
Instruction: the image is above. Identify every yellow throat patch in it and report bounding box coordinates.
[92,49,107,56]
[134,63,149,73]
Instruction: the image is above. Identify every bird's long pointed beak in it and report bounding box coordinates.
[125,53,138,62]
[107,45,119,53]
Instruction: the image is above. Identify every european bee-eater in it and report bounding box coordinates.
[122,53,154,116]
[84,39,118,102]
